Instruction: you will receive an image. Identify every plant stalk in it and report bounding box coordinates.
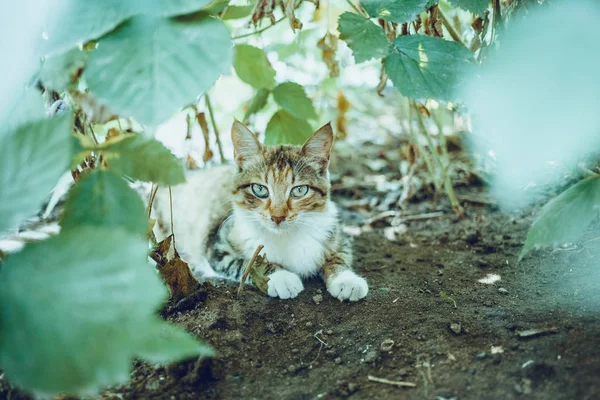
[204,94,226,164]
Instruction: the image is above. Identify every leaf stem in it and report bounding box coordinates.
[437,6,465,46]
[205,94,226,164]
[408,104,440,191]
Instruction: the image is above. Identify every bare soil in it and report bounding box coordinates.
[3,142,600,400]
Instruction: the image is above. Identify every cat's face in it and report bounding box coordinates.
[230,121,333,233]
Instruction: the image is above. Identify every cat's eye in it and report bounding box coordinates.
[251,184,269,198]
[291,185,309,198]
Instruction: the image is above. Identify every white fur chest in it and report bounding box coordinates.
[230,204,338,278]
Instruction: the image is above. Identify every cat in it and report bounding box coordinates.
[151,121,368,301]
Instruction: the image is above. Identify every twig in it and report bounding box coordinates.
[237,244,265,295]
[204,95,226,164]
[408,104,441,191]
[415,102,464,218]
[168,185,175,248]
[368,375,416,388]
[308,329,328,365]
[147,184,159,218]
[400,211,444,223]
[232,16,287,40]
[87,122,99,145]
[344,0,363,15]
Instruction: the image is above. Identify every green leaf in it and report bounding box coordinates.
[0,226,210,395]
[100,134,186,185]
[520,176,600,259]
[360,0,428,23]
[338,13,389,64]
[40,0,215,56]
[40,48,88,91]
[244,88,271,121]
[0,114,72,234]
[0,89,46,129]
[60,169,148,236]
[450,0,490,16]
[265,110,312,145]
[233,44,277,90]
[138,318,215,363]
[85,14,232,128]
[272,82,317,120]
[385,35,474,101]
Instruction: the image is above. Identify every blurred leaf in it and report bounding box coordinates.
[361,0,428,23]
[233,44,276,90]
[222,0,257,19]
[40,0,215,56]
[71,134,94,168]
[0,226,210,395]
[70,91,118,124]
[40,48,87,91]
[265,110,312,145]
[520,176,600,259]
[338,13,389,63]
[100,134,186,185]
[138,318,214,363]
[0,114,72,234]
[272,82,317,120]
[1,89,46,129]
[244,89,271,121]
[450,0,490,16]
[464,1,600,209]
[385,35,474,101]
[60,169,148,236]
[85,15,232,128]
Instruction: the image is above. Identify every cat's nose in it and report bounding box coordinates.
[271,215,286,225]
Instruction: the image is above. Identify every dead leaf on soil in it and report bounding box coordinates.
[151,234,200,301]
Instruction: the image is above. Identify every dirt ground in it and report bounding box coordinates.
[2,142,600,400]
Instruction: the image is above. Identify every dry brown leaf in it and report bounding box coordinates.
[70,91,118,124]
[106,127,120,140]
[317,32,339,78]
[417,103,431,117]
[252,0,277,26]
[151,234,200,301]
[282,0,303,31]
[195,111,214,163]
[336,90,350,140]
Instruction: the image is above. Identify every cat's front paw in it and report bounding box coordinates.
[267,270,304,299]
[327,270,368,301]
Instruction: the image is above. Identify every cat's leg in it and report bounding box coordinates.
[210,244,304,299]
[322,251,368,302]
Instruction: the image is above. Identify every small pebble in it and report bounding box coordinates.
[326,329,333,335]
[449,322,462,335]
[364,350,378,363]
[334,357,342,365]
[476,352,488,359]
[498,287,509,295]
[306,321,314,328]
[287,364,297,373]
[380,339,394,351]
[312,294,323,305]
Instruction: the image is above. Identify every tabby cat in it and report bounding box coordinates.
[152,121,368,301]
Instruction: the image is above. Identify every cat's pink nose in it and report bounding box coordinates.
[271,216,286,225]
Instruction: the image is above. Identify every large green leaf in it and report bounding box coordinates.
[40,0,215,56]
[451,0,490,16]
[85,14,232,128]
[100,134,186,185]
[0,226,211,395]
[338,12,389,63]
[520,176,600,259]
[360,0,428,23]
[272,82,317,120]
[0,114,72,234]
[40,48,88,91]
[265,110,312,145]
[233,44,277,90]
[60,169,148,236]
[385,35,474,101]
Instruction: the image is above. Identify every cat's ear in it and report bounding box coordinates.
[301,123,333,169]
[231,120,262,168]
